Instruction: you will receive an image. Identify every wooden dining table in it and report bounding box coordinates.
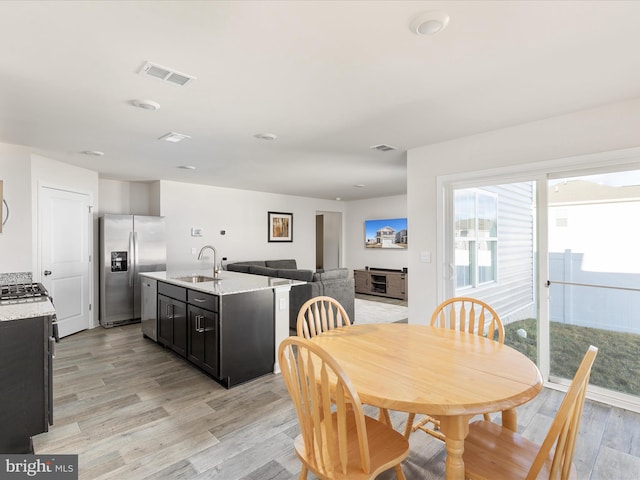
[308,323,543,480]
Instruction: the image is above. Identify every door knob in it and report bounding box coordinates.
[44,270,52,276]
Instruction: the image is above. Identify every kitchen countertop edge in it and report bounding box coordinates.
[0,299,56,321]
[140,270,305,296]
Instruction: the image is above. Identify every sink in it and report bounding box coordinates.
[173,275,219,283]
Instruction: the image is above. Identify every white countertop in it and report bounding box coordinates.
[0,299,56,321]
[140,270,305,295]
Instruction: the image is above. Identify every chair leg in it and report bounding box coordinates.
[298,465,308,480]
[413,415,446,442]
[379,407,392,425]
[394,464,406,480]
[404,412,416,439]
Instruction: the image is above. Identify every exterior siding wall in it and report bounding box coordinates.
[457,182,535,324]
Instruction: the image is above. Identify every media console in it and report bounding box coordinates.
[354,268,407,301]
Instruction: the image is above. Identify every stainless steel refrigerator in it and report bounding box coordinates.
[99,214,166,328]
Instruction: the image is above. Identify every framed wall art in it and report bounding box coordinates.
[268,211,293,242]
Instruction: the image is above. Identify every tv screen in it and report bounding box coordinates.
[364,218,408,249]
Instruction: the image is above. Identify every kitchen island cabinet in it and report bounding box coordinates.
[157,282,187,357]
[147,270,302,388]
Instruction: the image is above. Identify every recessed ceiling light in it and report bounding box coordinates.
[177,165,196,170]
[131,99,160,110]
[410,11,450,36]
[159,132,191,142]
[353,184,366,188]
[254,133,277,140]
[81,150,104,156]
[335,197,342,201]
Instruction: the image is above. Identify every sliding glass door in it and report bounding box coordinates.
[445,164,640,408]
[547,170,640,398]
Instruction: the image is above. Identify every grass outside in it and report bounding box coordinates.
[505,319,640,397]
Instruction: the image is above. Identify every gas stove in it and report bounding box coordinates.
[0,282,49,305]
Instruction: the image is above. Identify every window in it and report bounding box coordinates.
[454,189,498,289]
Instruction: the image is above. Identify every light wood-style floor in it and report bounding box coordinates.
[34,323,640,479]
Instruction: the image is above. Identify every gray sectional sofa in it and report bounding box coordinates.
[225,259,355,330]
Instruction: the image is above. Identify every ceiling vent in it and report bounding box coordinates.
[369,144,397,152]
[138,61,196,86]
[159,132,191,143]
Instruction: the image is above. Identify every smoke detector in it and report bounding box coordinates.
[131,99,160,110]
[410,11,450,36]
[138,61,196,86]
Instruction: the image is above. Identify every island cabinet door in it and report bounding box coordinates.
[158,294,187,357]
[157,294,173,346]
[187,304,219,377]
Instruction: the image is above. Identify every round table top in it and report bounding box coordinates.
[309,323,543,416]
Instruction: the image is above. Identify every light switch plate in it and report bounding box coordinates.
[420,251,432,263]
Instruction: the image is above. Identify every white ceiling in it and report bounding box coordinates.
[1,1,640,201]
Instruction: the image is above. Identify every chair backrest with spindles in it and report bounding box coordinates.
[526,345,598,480]
[279,336,371,477]
[297,296,351,338]
[430,297,504,343]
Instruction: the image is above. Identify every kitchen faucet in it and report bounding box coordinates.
[197,245,219,279]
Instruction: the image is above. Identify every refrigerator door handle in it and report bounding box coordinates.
[132,231,139,283]
[128,232,135,287]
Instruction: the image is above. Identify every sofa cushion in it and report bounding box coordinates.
[265,259,297,269]
[248,265,279,277]
[313,268,349,281]
[226,261,265,273]
[277,268,314,282]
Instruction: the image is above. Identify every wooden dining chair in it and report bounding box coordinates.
[404,297,505,440]
[296,295,351,338]
[463,345,598,480]
[297,295,391,425]
[279,337,410,480]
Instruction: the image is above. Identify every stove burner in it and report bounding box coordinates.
[0,282,49,305]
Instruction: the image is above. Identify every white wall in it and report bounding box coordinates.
[407,97,640,325]
[345,194,408,272]
[0,143,33,274]
[98,179,156,215]
[158,180,345,272]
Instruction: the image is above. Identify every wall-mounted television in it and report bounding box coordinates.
[364,217,408,249]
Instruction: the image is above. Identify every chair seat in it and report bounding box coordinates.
[463,420,578,480]
[295,412,409,480]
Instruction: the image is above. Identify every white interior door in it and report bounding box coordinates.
[39,186,91,337]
